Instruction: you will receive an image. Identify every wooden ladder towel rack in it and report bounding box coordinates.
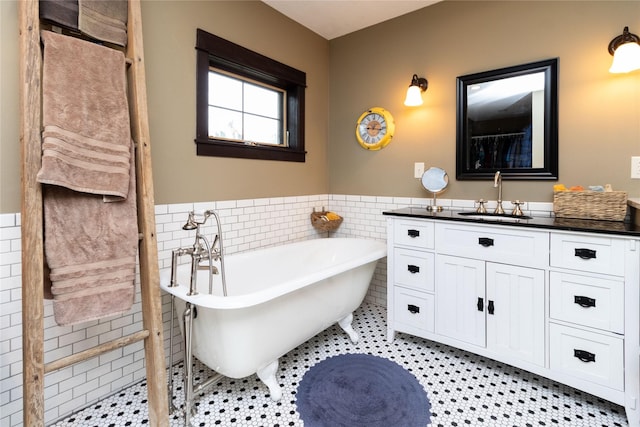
[18,0,169,425]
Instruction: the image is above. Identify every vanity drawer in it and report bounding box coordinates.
[393,287,434,334]
[550,272,624,334]
[393,219,434,249]
[550,233,625,276]
[393,248,434,292]
[549,323,623,391]
[435,223,548,268]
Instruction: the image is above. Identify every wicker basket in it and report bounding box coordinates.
[553,191,628,221]
[310,210,343,232]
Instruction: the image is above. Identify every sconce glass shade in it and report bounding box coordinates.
[404,74,428,106]
[404,85,424,106]
[608,26,640,73]
[609,42,640,73]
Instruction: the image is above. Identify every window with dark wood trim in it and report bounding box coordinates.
[195,29,306,162]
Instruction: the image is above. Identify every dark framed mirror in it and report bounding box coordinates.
[456,58,558,180]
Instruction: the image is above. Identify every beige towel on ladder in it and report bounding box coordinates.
[44,145,138,325]
[79,0,128,47]
[38,30,131,198]
[39,30,138,326]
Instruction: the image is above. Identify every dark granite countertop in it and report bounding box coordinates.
[383,207,640,238]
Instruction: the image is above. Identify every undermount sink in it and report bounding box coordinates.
[458,212,533,221]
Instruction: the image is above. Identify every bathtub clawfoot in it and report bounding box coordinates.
[338,312,359,344]
[257,360,282,401]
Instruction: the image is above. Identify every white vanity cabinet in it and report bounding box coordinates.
[388,220,548,369]
[434,222,547,367]
[385,213,640,426]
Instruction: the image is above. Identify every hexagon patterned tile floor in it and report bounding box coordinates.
[52,303,628,427]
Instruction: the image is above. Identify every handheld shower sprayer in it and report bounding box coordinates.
[182,210,213,230]
[182,215,197,230]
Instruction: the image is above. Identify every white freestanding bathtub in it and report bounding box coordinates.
[160,237,386,400]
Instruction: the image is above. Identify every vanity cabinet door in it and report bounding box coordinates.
[435,255,485,347]
[486,263,545,367]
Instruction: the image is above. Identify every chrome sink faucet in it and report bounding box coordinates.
[494,171,505,214]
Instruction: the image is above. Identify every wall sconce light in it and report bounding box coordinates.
[404,74,429,106]
[608,26,640,73]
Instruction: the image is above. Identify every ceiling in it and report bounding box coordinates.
[262,0,441,40]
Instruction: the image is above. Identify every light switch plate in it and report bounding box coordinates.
[632,156,640,179]
[414,162,425,179]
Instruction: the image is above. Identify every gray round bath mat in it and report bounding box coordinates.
[296,353,431,427]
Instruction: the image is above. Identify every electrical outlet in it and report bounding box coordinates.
[632,156,640,179]
[414,162,425,179]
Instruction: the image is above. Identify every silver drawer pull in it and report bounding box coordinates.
[574,248,596,260]
[574,295,596,308]
[574,349,596,363]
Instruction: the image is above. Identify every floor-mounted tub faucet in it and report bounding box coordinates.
[169,210,227,296]
[494,171,505,214]
[167,209,228,424]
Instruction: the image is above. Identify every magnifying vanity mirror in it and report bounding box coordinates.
[422,167,449,211]
[456,58,558,180]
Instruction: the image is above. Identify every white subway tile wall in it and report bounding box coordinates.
[0,196,553,426]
